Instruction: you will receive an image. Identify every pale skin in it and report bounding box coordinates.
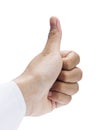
[14,17,82,116]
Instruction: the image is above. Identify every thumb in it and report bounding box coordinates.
[43,17,62,53]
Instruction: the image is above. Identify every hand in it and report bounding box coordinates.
[49,50,82,108]
[14,17,82,116]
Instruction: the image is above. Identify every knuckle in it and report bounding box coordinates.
[77,68,83,80]
[63,74,67,82]
[65,95,72,104]
[73,83,79,94]
[64,51,80,70]
[65,61,71,70]
[52,82,63,92]
[72,51,80,63]
[58,84,63,92]
[48,29,58,39]
[59,71,67,81]
[55,92,60,99]
[42,50,51,56]
[69,83,79,95]
[71,51,80,66]
[75,67,83,81]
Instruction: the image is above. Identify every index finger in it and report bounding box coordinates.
[61,51,80,70]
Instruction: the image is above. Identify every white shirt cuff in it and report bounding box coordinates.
[0,81,26,130]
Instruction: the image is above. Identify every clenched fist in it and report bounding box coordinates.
[14,17,82,116]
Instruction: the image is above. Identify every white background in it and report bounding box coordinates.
[0,0,102,130]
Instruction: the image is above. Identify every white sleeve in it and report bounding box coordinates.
[0,81,26,130]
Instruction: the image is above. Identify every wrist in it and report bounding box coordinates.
[14,74,33,115]
[14,73,43,116]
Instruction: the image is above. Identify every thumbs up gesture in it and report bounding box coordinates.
[14,17,82,116]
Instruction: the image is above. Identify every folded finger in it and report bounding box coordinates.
[60,50,71,58]
[48,91,72,106]
[51,81,79,95]
[63,51,80,70]
[58,67,82,83]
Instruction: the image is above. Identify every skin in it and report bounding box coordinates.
[14,17,82,116]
